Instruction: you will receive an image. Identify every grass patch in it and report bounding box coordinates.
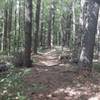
[0,67,47,100]
[93,63,100,72]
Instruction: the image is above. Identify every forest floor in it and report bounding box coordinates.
[0,48,100,100]
[24,48,100,100]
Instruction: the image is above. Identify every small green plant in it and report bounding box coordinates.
[0,64,48,100]
[0,67,32,100]
[31,83,48,93]
[93,63,100,72]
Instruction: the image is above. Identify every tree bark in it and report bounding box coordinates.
[17,1,21,51]
[34,0,41,54]
[8,0,13,53]
[92,0,100,4]
[3,5,8,53]
[24,0,32,67]
[14,9,17,52]
[40,2,44,46]
[48,9,52,48]
[79,0,99,70]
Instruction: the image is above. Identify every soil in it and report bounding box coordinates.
[24,49,100,100]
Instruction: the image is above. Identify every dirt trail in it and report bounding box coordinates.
[24,49,100,100]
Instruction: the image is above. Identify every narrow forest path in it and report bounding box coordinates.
[33,49,60,67]
[24,49,100,100]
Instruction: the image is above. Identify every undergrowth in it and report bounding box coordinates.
[0,67,47,100]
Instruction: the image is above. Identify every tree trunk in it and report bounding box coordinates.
[48,0,56,48]
[72,0,76,44]
[48,8,52,48]
[79,0,99,70]
[17,1,22,51]
[3,6,8,53]
[71,0,81,62]
[40,22,43,46]
[14,9,17,52]
[34,0,41,54]
[97,9,100,61]
[92,0,100,4]
[8,0,13,53]
[40,2,44,46]
[24,0,32,67]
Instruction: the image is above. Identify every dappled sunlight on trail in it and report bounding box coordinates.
[25,49,100,100]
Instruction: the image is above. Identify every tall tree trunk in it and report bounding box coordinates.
[72,0,76,44]
[3,6,8,53]
[14,9,17,52]
[48,8,52,48]
[40,2,44,46]
[47,0,56,48]
[79,0,99,70]
[66,13,72,47]
[61,15,65,47]
[34,0,41,54]
[97,9,100,61]
[52,1,56,46]
[71,0,81,61]
[17,1,21,51]
[40,22,43,46]
[58,32,61,46]
[8,0,13,53]
[24,0,32,67]
[23,0,25,48]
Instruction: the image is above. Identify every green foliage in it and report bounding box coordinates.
[0,67,30,99]
[93,63,100,72]
[0,67,48,99]
[0,0,82,52]
[0,0,5,8]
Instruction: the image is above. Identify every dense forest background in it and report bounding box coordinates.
[0,0,100,99]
